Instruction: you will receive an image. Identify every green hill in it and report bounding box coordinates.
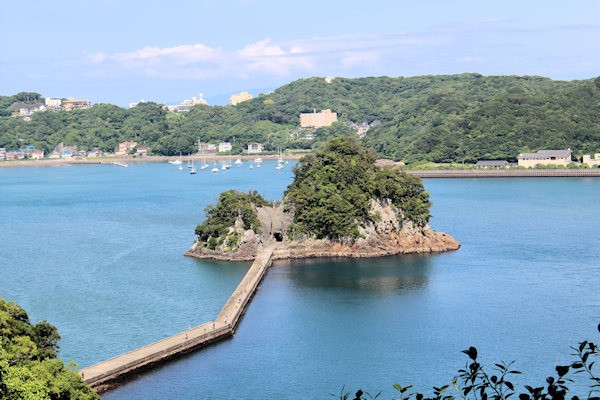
[2,74,600,163]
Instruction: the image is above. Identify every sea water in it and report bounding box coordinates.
[1,164,599,399]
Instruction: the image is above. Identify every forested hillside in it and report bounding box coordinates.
[2,74,600,162]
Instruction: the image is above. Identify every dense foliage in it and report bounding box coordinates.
[0,297,98,399]
[3,75,600,161]
[194,190,269,249]
[339,323,600,400]
[284,137,431,240]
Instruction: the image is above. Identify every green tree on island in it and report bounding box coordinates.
[192,137,433,250]
[285,137,431,239]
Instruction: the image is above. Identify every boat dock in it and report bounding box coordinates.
[81,247,275,393]
[406,169,600,178]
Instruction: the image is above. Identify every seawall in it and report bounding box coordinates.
[406,169,600,178]
[80,247,274,393]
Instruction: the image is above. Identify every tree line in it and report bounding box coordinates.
[2,74,600,162]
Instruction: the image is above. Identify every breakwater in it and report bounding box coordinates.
[406,169,600,178]
[80,247,274,393]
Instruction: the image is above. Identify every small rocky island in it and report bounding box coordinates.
[185,138,459,261]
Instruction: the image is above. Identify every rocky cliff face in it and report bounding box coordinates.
[185,200,459,261]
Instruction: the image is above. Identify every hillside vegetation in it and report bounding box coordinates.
[192,138,433,252]
[2,74,600,162]
[284,137,431,239]
[0,297,98,399]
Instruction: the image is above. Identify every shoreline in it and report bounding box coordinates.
[3,157,600,178]
[0,153,308,168]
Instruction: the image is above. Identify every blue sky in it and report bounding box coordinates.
[1,0,599,106]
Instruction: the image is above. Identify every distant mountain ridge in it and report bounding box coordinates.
[2,74,600,163]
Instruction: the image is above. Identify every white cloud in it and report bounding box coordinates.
[113,43,221,65]
[238,39,314,76]
[82,19,596,84]
[239,39,287,58]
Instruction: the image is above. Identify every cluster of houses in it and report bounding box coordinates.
[11,98,91,121]
[0,141,150,161]
[197,141,265,154]
[0,146,45,161]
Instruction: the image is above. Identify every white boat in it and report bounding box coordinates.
[178,164,183,171]
[276,149,285,170]
[254,157,263,164]
[249,164,254,169]
[113,161,128,168]
[190,161,196,174]
[200,155,209,170]
[169,153,183,165]
[234,158,242,165]
[211,163,219,173]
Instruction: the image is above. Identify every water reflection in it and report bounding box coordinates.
[273,254,435,294]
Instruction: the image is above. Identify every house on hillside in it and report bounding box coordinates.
[229,91,253,105]
[517,149,571,168]
[62,98,90,111]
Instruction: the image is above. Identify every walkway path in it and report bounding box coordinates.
[80,246,275,393]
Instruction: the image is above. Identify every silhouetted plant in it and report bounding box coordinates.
[338,324,600,400]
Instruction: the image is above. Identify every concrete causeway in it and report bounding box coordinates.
[80,247,275,393]
[407,169,600,178]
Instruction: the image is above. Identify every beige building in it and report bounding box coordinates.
[300,109,338,128]
[230,91,253,105]
[582,153,600,167]
[63,98,90,111]
[116,141,138,156]
[517,149,572,168]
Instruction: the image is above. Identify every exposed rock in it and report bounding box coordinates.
[185,200,459,261]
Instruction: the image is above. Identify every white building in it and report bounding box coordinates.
[247,143,264,154]
[218,142,232,153]
[166,93,208,113]
[45,98,62,108]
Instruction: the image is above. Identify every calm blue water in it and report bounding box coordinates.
[2,164,600,399]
